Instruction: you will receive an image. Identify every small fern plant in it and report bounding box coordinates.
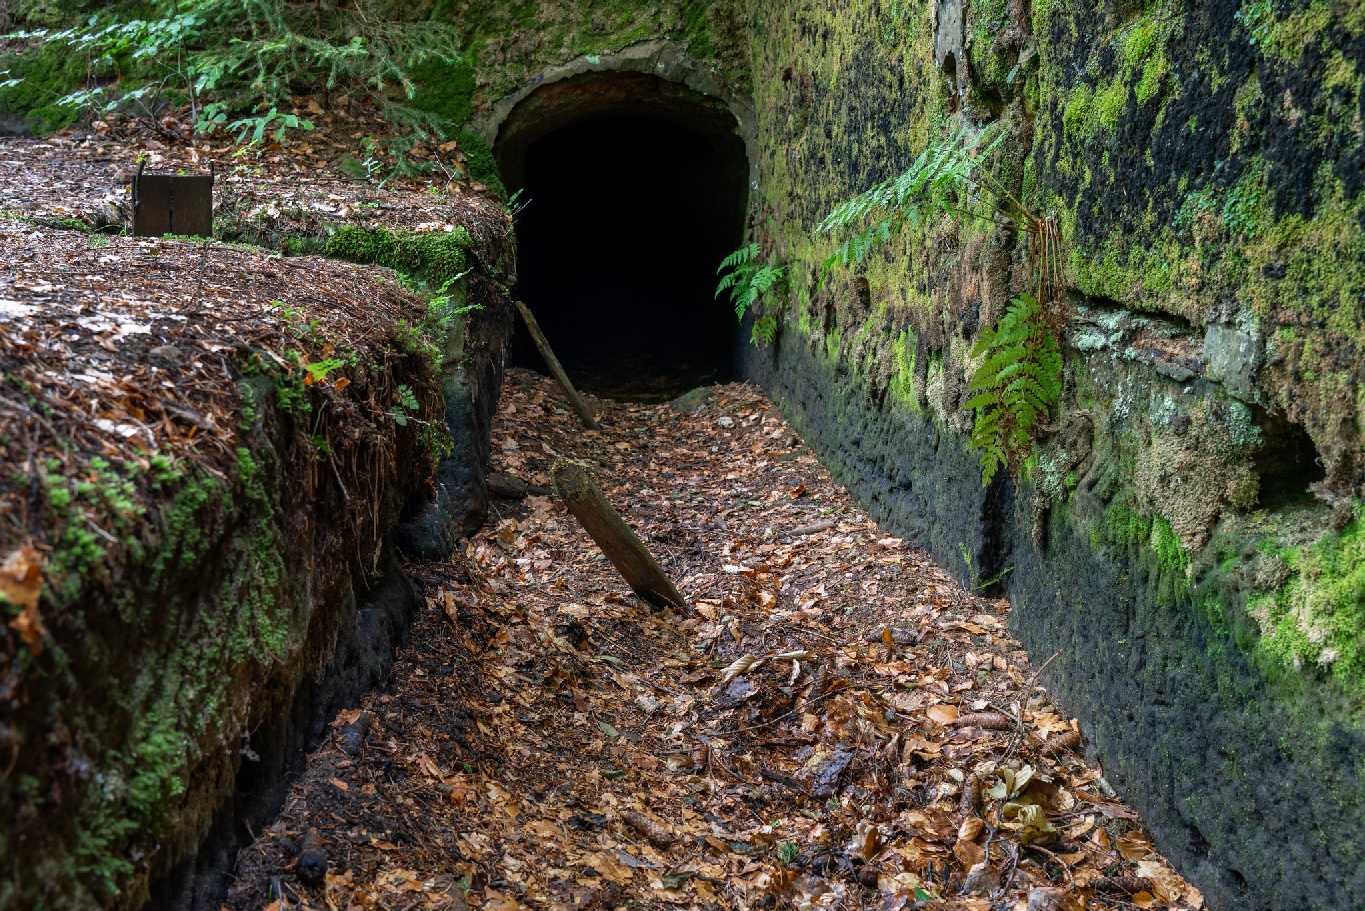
[964,293,1063,484]
[715,242,787,346]
[815,124,1009,279]
[817,123,1068,482]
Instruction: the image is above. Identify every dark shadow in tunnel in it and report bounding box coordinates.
[495,74,749,401]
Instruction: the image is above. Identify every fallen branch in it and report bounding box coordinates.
[515,300,598,430]
[487,471,552,499]
[787,518,836,537]
[552,461,686,610]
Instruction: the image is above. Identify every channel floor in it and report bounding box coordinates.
[226,368,1200,911]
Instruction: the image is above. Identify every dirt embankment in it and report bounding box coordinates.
[0,128,514,909]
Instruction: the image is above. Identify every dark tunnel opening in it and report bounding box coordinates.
[497,78,749,401]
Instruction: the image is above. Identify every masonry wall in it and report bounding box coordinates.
[735,3,1363,909]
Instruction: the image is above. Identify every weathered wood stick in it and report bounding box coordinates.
[552,461,686,609]
[487,471,552,500]
[787,518,836,537]
[514,300,598,430]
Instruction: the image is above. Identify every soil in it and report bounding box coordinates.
[224,368,1201,911]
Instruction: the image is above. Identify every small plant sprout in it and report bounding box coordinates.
[390,384,421,426]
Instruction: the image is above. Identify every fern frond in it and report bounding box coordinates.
[717,242,759,273]
[966,292,1065,484]
[716,244,787,325]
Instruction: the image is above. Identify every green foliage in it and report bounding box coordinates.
[818,124,1068,483]
[751,313,779,346]
[274,354,312,414]
[428,272,479,329]
[9,0,464,150]
[390,383,420,426]
[505,188,530,220]
[302,357,344,384]
[715,242,787,345]
[0,38,85,133]
[964,294,1063,484]
[1235,0,1275,49]
[814,124,1009,278]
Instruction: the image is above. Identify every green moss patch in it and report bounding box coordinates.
[1251,503,1365,689]
[456,127,507,198]
[408,54,477,127]
[0,41,86,134]
[321,224,473,284]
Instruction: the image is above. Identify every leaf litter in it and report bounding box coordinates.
[226,368,1201,910]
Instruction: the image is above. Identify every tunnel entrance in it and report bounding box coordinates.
[494,72,749,401]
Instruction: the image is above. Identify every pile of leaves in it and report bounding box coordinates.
[225,369,1201,911]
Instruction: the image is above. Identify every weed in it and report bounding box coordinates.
[390,384,420,426]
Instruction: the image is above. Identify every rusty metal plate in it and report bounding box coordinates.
[133,169,214,238]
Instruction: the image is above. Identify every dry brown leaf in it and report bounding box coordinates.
[957,816,984,842]
[720,653,761,685]
[2,544,45,654]
[926,704,959,725]
[953,836,985,869]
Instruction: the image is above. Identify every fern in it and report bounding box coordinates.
[751,313,779,347]
[715,243,787,346]
[818,124,1070,482]
[815,124,1010,279]
[17,0,464,152]
[964,294,1063,483]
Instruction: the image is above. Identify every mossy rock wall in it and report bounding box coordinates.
[727,1,1364,909]
[379,0,1359,905]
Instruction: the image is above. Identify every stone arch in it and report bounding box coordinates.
[481,42,755,398]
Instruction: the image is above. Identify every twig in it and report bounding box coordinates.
[1024,649,1061,689]
[1027,843,1074,885]
[758,766,805,792]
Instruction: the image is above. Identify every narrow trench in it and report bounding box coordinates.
[497,75,749,401]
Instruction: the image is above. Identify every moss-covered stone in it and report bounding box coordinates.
[1250,503,1365,687]
[321,224,473,284]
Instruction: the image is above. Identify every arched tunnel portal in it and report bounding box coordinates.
[493,70,751,400]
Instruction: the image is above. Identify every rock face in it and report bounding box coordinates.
[449,1,1362,908]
